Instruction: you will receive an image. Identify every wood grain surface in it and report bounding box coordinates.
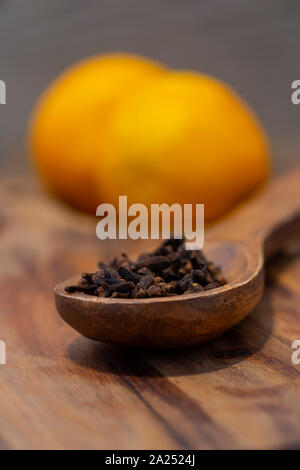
[0,177,300,449]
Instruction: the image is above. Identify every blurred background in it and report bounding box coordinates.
[0,0,299,176]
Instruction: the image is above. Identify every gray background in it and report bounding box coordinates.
[0,0,299,174]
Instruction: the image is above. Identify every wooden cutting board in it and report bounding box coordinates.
[0,176,300,450]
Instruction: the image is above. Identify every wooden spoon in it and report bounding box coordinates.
[55,169,300,348]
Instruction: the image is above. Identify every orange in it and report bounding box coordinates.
[95,71,270,221]
[29,53,166,212]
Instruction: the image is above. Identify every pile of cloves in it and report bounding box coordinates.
[65,238,226,299]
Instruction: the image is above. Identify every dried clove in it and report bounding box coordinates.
[65,237,226,299]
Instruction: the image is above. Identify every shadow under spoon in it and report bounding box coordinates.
[55,168,300,348]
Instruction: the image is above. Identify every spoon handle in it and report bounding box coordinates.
[210,167,300,257]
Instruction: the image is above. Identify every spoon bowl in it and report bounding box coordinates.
[55,240,264,348]
[55,168,300,348]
